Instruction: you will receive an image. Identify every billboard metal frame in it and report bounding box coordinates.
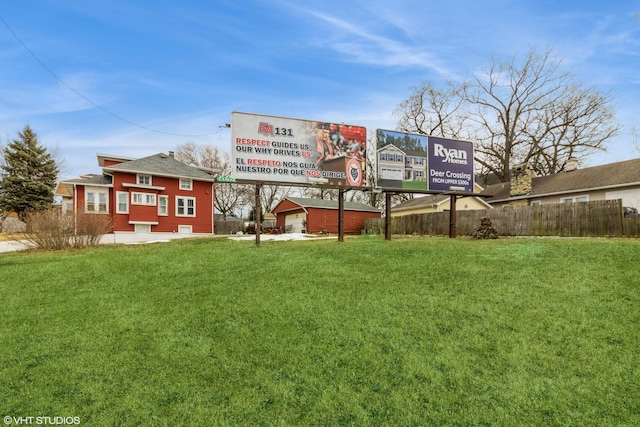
[224,114,489,243]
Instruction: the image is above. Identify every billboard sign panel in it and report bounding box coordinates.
[375,129,474,192]
[427,136,474,193]
[375,129,428,190]
[231,112,367,187]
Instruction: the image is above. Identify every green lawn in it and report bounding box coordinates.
[1,236,638,426]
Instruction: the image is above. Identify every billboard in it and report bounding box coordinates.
[231,112,367,187]
[427,136,474,193]
[375,129,474,193]
[376,129,428,190]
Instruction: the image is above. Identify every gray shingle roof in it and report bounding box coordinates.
[102,153,216,181]
[62,174,113,186]
[392,194,449,211]
[481,158,640,202]
[285,197,381,212]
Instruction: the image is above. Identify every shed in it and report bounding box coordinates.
[272,197,382,234]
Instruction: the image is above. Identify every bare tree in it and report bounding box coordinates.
[301,185,338,200]
[395,47,620,181]
[259,184,295,214]
[174,142,250,219]
[174,142,222,170]
[395,81,466,139]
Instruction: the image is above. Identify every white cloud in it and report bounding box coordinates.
[288,5,459,79]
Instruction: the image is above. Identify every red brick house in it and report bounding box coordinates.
[272,197,382,234]
[58,153,217,236]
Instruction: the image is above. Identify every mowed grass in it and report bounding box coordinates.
[0,236,638,426]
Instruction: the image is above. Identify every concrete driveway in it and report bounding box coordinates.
[0,232,330,253]
[0,233,199,253]
[0,239,31,253]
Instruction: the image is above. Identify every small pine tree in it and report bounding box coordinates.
[0,125,59,217]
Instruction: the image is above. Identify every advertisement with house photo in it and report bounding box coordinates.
[375,129,474,193]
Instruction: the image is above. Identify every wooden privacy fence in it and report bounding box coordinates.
[214,218,244,235]
[365,200,640,237]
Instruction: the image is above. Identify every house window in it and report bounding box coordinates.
[135,224,151,233]
[562,195,589,203]
[137,174,151,186]
[86,190,108,213]
[180,179,193,190]
[176,196,195,217]
[116,192,129,214]
[396,154,403,162]
[415,157,424,165]
[178,225,192,234]
[98,193,107,212]
[132,192,156,206]
[380,153,387,161]
[87,192,95,212]
[158,195,168,216]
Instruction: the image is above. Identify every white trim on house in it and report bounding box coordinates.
[136,174,152,186]
[85,186,109,213]
[116,191,129,214]
[158,195,169,216]
[176,196,196,217]
[179,179,193,190]
[561,194,589,203]
[131,192,157,206]
[122,182,165,191]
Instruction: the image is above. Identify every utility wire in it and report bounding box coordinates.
[0,15,219,138]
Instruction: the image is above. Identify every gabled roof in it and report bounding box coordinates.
[481,158,640,202]
[280,197,381,213]
[54,182,74,197]
[102,153,216,181]
[391,192,492,212]
[377,144,405,154]
[392,194,450,211]
[377,144,426,158]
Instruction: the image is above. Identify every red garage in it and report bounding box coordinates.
[272,197,382,234]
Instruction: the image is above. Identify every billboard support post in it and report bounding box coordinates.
[255,183,262,246]
[449,194,457,238]
[385,192,392,240]
[338,189,345,242]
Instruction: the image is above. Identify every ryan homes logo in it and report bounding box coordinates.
[433,143,468,165]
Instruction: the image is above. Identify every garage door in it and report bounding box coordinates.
[285,213,305,232]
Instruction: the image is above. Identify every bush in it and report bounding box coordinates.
[25,209,112,250]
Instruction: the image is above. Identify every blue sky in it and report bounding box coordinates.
[1,1,639,179]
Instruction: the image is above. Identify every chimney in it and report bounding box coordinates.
[510,163,533,198]
[565,157,578,172]
[168,151,175,158]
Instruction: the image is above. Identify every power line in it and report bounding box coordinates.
[0,15,219,138]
